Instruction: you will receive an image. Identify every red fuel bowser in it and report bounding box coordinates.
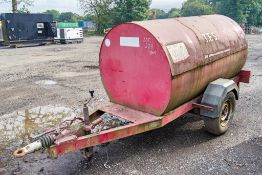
[14,15,251,159]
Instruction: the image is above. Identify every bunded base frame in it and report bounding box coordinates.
[48,70,251,158]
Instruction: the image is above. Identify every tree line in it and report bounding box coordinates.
[1,0,261,34]
[43,10,89,23]
[182,0,262,26]
[78,0,262,33]
[150,0,262,27]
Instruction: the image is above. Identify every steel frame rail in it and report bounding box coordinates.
[48,70,251,158]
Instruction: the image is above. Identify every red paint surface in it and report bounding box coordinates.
[49,70,251,158]
[100,15,248,116]
[100,23,172,116]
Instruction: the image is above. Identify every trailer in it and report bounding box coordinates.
[13,71,251,158]
[13,15,251,160]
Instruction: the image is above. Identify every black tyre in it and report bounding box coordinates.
[81,147,94,161]
[204,92,236,135]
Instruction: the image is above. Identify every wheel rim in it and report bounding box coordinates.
[220,100,231,127]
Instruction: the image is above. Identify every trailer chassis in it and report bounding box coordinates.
[14,70,251,159]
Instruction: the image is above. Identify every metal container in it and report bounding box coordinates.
[99,15,248,116]
[79,21,95,27]
[0,13,56,42]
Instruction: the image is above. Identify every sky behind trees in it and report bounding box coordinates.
[0,0,186,14]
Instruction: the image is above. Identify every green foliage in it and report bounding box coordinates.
[239,0,262,25]
[148,8,181,20]
[59,12,75,22]
[58,12,83,22]
[181,0,214,17]
[43,9,60,21]
[79,0,114,34]
[208,0,262,25]
[43,10,87,22]
[2,0,262,28]
[113,0,151,24]
[168,8,181,18]
[148,9,167,19]
[83,14,94,21]
[180,0,262,26]
[79,0,151,34]
[213,0,247,23]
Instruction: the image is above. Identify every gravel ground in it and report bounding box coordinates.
[0,35,261,175]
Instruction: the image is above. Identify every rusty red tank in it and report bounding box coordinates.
[99,15,248,116]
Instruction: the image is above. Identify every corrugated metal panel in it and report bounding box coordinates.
[79,21,96,28]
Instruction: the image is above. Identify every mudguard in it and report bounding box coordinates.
[200,78,239,118]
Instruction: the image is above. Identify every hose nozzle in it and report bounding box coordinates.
[14,135,55,158]
[14,141,42,158]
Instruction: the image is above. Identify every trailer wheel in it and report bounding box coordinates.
[204,92,236,135]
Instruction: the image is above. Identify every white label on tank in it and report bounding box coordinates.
[105,39,111,47]
[166,42,189,63]
[120,37,140,47]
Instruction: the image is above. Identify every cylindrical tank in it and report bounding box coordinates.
[99,15,248,116]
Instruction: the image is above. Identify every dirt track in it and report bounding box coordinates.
[0,35,261,175]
